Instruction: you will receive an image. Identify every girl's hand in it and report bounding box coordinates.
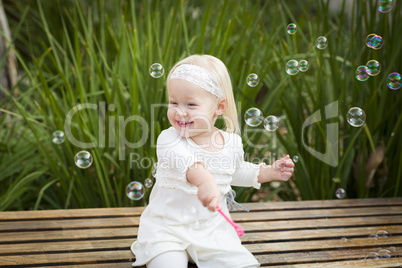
[271,155,294,181]
[258,155,295,183]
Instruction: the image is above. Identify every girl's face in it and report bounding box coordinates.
[167,79,221,139]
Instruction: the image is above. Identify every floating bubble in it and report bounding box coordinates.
[263,115,279,131]
[182,205,197,221]
[366,34,383,49]
[292,155,299,163]
[126,181,145,201]
[287,23,297,35]
[347,107,366,127]
[340,237,348,243]
[244,108,263,127]
[247,73,259,87]
[298,60,309,72]
[144,178,153,188]
[376,230,388,238]
[377,0,393,13]
[316,36,328,49]
[335,188,346,199]
[388,246,396,252]
[286,60,299,75]
[356,65,369,81]
[378,250,391,258]
[387,72,401,90]
[152,162,158,177]
[366,60,381,76]
[149,63,164,78]
[74,151,93,169]
[52,130,65,145]
[364,252,379,260]
[369,234,379,240]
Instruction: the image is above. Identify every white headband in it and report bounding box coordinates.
[170,64,223,98]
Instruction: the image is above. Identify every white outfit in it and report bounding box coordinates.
[131,127,262,268]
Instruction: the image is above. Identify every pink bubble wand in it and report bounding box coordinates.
[216,205,245,236]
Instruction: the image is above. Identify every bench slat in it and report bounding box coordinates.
[256,247,402,265]
[1,198,400,221]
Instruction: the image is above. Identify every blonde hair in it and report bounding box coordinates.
[167,55,240,135]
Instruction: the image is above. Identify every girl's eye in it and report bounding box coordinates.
[169,102,177,105]
[188,103,196,107]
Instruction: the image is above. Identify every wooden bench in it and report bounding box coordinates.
[0,197,401,267]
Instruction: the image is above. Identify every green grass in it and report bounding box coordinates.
[0,0,401,210]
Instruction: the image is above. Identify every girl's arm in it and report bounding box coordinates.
[186,162,220,212]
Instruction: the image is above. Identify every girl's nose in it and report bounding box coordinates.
[177,108,188,116]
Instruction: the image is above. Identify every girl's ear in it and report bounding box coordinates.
[215,98,228,116]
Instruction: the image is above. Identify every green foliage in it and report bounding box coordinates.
[0,0,401,210]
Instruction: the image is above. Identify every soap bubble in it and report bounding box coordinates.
[263,115,279,131]
[364,252,379,260]
[286,60,299,75]
[335,188,346,199]
[316,36,328,49]
[366,34,383,49]
[387,72,401,90]
[244,108,263,127]
[287,23,297,34]
[376,230,388,238]
[298,60,309,72]
[378,249,391,258]
[149,63,164,78]
[74,151,93,169]
[340,237,348,243]
[366,60,381,76]
[377,0,393,13]
[144,178,153,188]
[247,73,259,87]
[356,65,369,81]
[52,130,65,144]
[292,155,299,163]
[126,181,145,200]
[181,205,197,221]
[347,107,366,127]
[152,162,158,177]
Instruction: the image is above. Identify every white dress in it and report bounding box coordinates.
[131,127,262,268]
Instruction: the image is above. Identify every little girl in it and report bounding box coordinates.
[131,55,294,268]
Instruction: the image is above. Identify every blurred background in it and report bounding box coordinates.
[0,0,401,211]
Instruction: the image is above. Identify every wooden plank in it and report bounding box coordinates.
[0,217,139,232]
[241,197,402,211]
[241,215,402,232]
[1,205,400,228]
[1,197,400,221]
[0,228,138,243]
[0,239,134,255]
[231,206,402,222]
[0,207,144,221]
[256,246,402,265]
[245,236,402,252]
[0,250,135,266]
[266,257,402,267]
[1,222,400,245]
[1,215,400,234]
